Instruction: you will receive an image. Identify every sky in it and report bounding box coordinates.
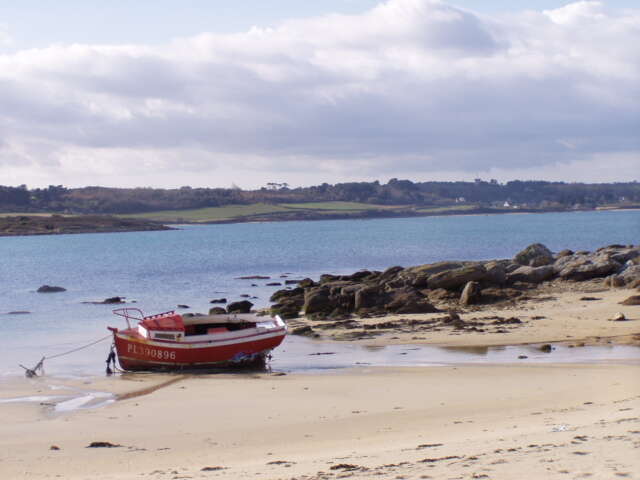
[0,0,638,189]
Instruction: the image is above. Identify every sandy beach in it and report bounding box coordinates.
[1,286,639,480]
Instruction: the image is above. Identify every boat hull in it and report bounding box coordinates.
[113,328,286,371]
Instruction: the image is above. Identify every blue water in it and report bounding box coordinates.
[1,209,638,377]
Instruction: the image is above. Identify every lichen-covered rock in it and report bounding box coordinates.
[617,265,640,286]
[506,265,555,284]
[227,300,253,313]
[270,287,303,303]
[298,278,315,288]
[383,287,438,314]
[208,307,226,315]
[339,270,375,282]
[483,261,507,286]
[558,257,621,281]
[428,265,487,290]
[379,266,404,282]
[514,243,554,267]
[354,285,383,311]
[270,300,301,319]
[303,287,333,315]
[403,261,465,288]
[319,274,340,284]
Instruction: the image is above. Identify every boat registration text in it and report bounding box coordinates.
[127,343,177,360]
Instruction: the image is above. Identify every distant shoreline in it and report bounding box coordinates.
[0,214,173,237]
[1,205,636,236]
[163,205,634,226]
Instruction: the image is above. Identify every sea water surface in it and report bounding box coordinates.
[1,209,639,378]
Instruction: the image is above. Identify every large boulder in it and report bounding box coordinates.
[303,287,333,315]
[354,285,384,311]
[227,300,253,313]
[460,281,481,306]
[427,264,487,290]
[339,270,374,282]
[506,265,555,284]
[556,249,574,259]
[379,266,404,282]
[383,287,438,314]
[483,261,507,286]
[514,243,554,267]
[557,256,621,281]
[319,274,340,284]
[615,265,640,286]
[270,300,301,319]
[594,245,640,265]
[298,278,315,289]
[403,261,465,288]
[603,274,626,288]
[270,287,303,303]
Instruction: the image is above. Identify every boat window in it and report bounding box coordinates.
[154,333,177,340]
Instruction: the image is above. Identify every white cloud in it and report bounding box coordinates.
[0,0,638,188]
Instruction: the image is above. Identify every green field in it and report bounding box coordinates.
[123,201,405,223]
[122,202,482,223]
[122,203,293,223]
[282,201,406,211]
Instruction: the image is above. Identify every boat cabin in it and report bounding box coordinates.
[112,308,277,343]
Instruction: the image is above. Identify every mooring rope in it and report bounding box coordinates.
[44,334,113,360]
[19,333,113,377]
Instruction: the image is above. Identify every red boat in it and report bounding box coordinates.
[108,308,287,371]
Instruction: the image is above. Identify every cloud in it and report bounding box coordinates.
[0,0,638,188]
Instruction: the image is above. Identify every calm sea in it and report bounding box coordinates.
[1,210,638,377]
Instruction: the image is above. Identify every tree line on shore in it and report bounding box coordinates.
[1,179,639,214]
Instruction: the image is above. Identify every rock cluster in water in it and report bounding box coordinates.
[270,243,640,320]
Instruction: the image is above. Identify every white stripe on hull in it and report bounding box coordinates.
[115,328,286,349]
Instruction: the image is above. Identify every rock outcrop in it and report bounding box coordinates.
[514,243,554,267]
[267,243,639,321]
[227,300,253,313]
[506,265,555,284]
[460,281,481,306]
[37,285,66,293]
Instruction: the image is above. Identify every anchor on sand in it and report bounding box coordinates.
[19,357,45,378]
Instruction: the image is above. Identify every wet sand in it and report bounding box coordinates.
[1,285,639,479]
[0,365,639,480]
[287,283,640,347]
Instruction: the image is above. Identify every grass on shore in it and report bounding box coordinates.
[122,203,291,223]
[415,205,478,213]
[122,201,408,223]
[282,201,408,211]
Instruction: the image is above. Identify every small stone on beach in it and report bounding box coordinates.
[86,441,121,448]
